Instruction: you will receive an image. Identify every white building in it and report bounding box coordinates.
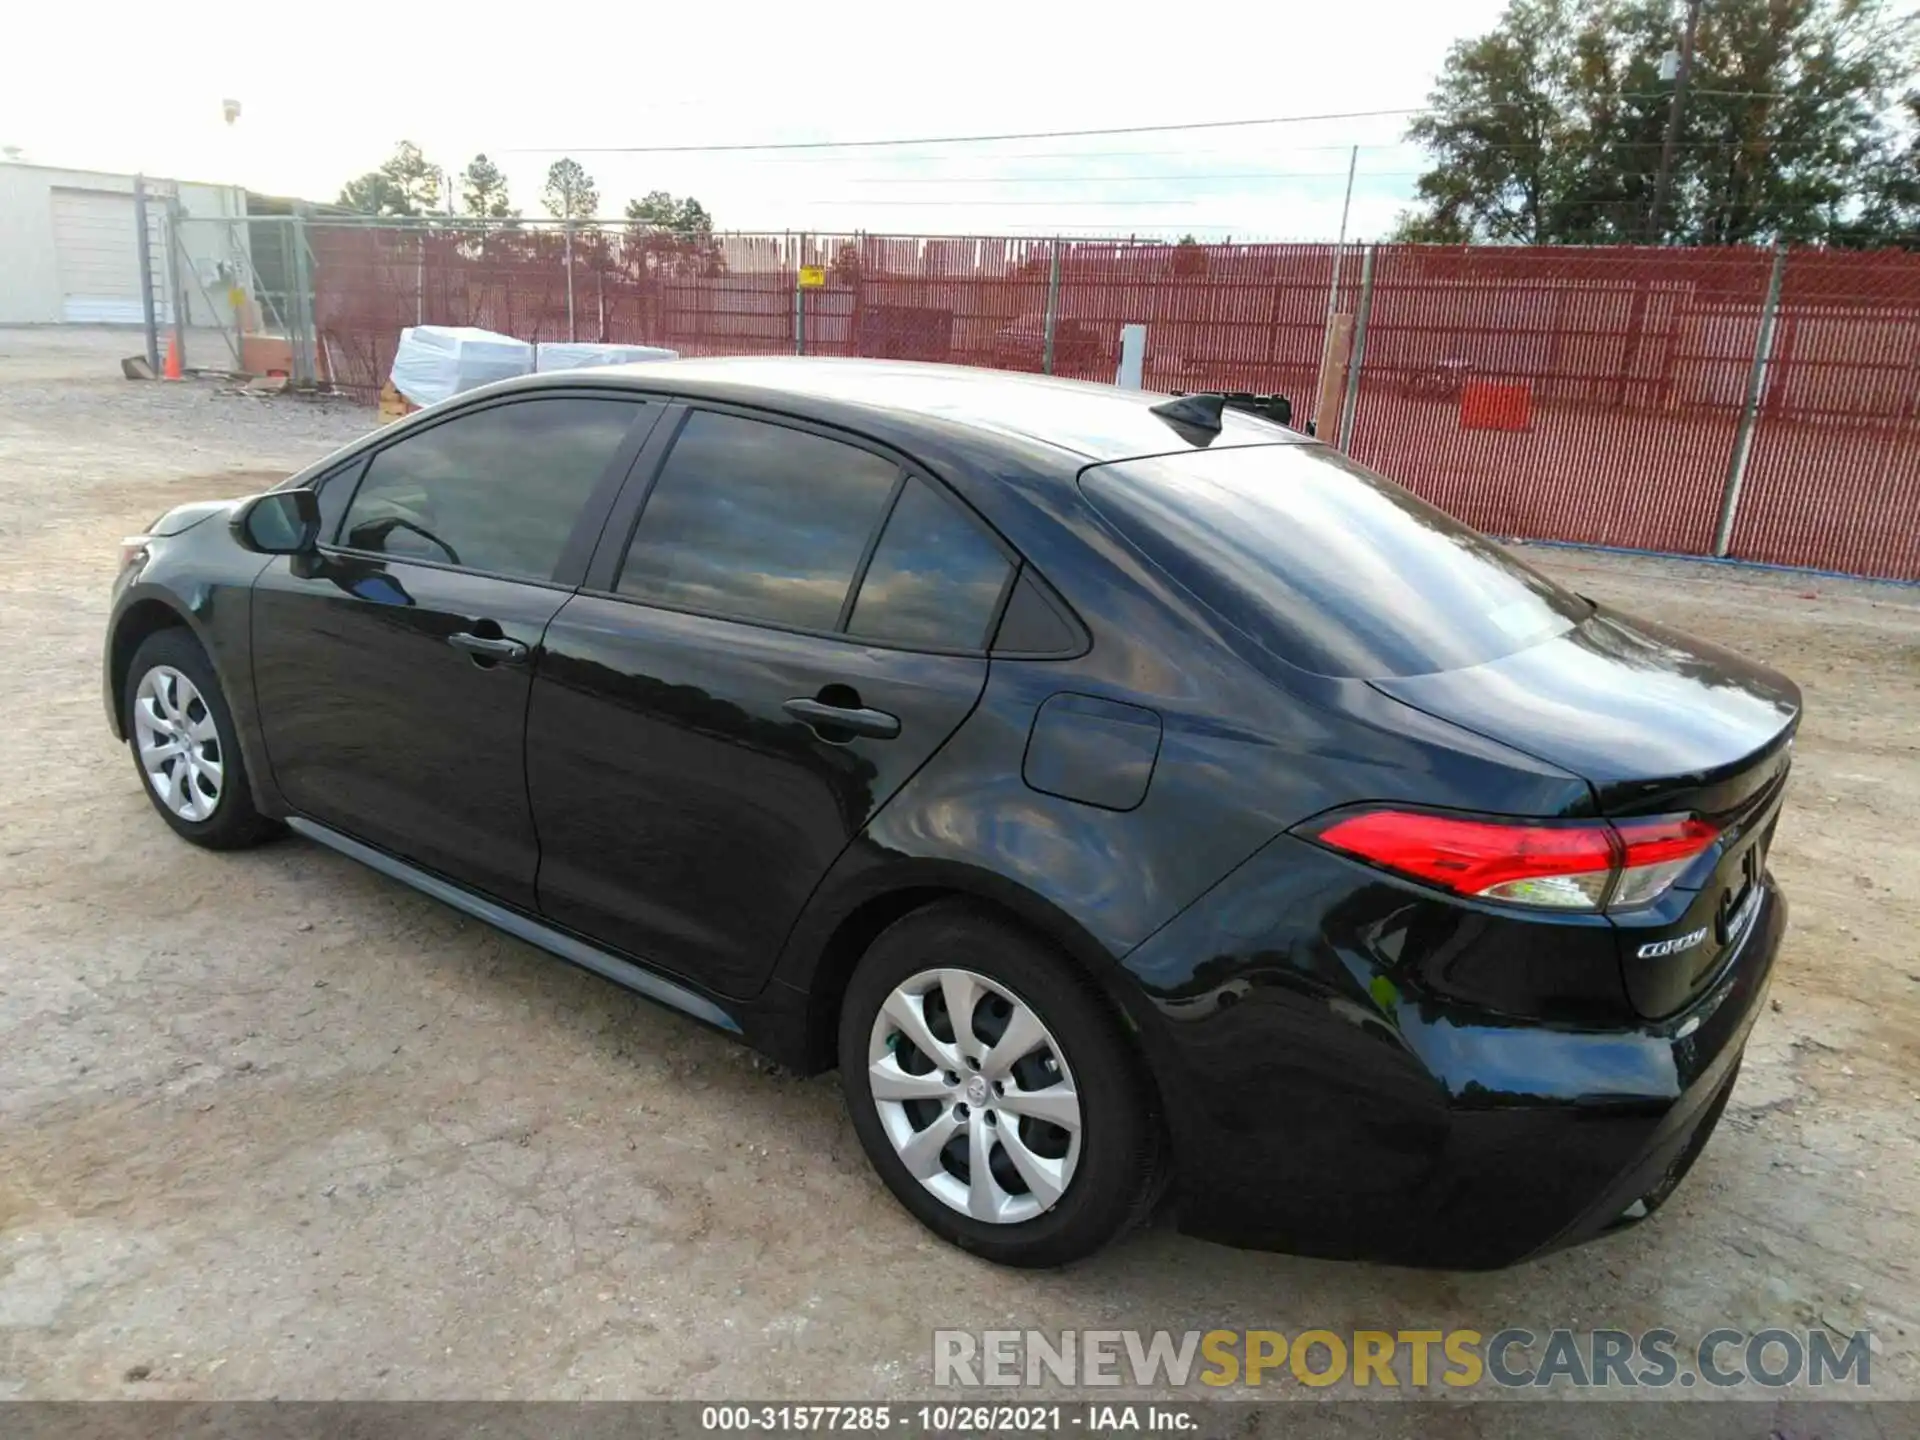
[0,161,250,328]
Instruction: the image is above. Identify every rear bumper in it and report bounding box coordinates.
[1119,836,1785,1269]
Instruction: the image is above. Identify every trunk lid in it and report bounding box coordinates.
[1372,606,1799,1017]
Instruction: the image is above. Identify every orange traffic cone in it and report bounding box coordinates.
[162,335,182,381]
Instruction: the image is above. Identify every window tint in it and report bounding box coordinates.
[991,570,1084,656]
[1081,444,1591,679]
[313,457,366,543]
[848,478,1012,650]
[339,398,641,581]
[618,411,901,630]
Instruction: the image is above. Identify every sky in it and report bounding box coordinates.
[0,1,1513,240]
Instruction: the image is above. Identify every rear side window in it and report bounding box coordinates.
[1080,444,1591,678]
[847,478,1012,650]
[618,411,901,630]
[339,397,643,581]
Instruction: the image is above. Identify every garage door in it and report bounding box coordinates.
[51,188,151,324]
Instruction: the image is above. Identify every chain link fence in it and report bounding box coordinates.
[152,213,1920,582]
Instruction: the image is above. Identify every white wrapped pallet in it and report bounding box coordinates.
[534,342,680,372]
[389,326,534,408]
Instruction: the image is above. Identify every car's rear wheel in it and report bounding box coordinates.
[838,899,1164,1267]
[124,628,280,850]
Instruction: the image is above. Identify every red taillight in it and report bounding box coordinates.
[1301,808,1718,912]
[1611,816,1719,907]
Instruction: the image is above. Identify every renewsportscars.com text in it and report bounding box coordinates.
[933,1327,1872,1390]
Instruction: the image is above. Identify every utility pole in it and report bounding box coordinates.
[1322,145,1360,326]
[1312,146,1360,440]
[1649,0,1704,242]
[564,218,577,343]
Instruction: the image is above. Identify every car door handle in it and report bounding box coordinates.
[448,631,529,665]
[782,697,901,740]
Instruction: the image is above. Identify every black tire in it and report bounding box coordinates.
[122,628,282,851]
[838,899,1165,1267]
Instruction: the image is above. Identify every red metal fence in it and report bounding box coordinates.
[1731,249,1920,579]
[1343,245,1777,558]
[305,223,1920,581]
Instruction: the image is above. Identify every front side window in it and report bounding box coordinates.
[617,411,902,630]
[847,477,1012,650]
[313,457,367,542]
[339,397,644,581]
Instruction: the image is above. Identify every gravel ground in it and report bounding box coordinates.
[2,327,1917,1405]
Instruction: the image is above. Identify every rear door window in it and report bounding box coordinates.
[617,410,902,631]
[1080,444,1590,678]
[847,478,1013,650]
[339,397,646,582]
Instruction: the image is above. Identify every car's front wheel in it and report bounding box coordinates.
[123,628,280,850]
[838,899,1165,1267]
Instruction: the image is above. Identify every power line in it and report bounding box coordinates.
[502,92,1797,157]
[657,141,1797,198]
[835,171,1427,186]
[643,143,1401,166]
[573,135,1798,169]
[804,199,1204,208]
[502,108,1425,155]
[663,141,1796,183]
[735,140,1800,172]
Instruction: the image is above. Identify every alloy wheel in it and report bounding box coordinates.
[866,967,1083,1224]
[133,665,223,822]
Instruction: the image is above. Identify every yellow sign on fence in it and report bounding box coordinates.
[798,265,827,288]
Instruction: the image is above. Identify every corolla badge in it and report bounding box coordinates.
[1637,927,1710,959]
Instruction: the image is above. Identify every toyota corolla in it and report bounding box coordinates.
[104,358,1797,1268]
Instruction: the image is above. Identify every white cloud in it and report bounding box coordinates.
[0,0,1509,238]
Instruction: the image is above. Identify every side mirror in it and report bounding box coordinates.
[232,489,321,554]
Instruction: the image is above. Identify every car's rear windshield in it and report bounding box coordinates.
[1080,443,1590,678]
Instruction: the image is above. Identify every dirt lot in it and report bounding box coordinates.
[2,327,1917,1404]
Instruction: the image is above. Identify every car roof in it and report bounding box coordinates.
[505,356,1307,463]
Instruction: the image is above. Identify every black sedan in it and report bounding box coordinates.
[104,359,1797,1268]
